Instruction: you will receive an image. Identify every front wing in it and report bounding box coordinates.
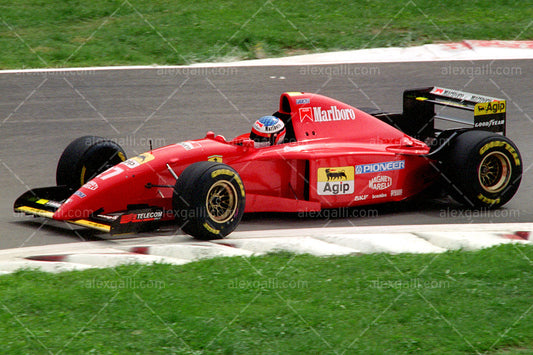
[14,186,165,234]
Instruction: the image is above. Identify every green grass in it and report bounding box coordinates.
[0,0,532,69]
[1,245,533,354]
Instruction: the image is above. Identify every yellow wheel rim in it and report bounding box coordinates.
[206,180,238,223]
[478,151,511,193]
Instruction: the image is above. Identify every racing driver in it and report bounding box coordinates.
[249,116,286,148]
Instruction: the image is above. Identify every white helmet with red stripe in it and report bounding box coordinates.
[250,116,286,148]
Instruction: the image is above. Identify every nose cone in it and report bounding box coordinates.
[53,164,140,221]
[52,151,168,222]
[53,191,96,221]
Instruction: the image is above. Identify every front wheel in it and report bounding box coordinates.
[444,130,522,208]
[173,161,246,240]
[56,136,126,190]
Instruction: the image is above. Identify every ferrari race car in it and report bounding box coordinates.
[14,87,522,240]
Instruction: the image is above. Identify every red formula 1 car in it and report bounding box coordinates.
[14,88,522,239]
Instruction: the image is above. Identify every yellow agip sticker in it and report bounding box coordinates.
[475,100,506,116]
[123,153,155,169]
[208,155,223,163]
[317,166,354,195]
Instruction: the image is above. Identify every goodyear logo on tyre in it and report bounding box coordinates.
[317,166,354,195]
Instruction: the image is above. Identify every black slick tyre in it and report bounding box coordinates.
[444,130,522,208]
[173,161,245,240]
[56,136,127,189]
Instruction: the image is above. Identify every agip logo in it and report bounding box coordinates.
[475,100,506,115]
[123,153,155,169]
[317,166,354,195]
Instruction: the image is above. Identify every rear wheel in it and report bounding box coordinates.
[443,130,522,208]
[173,161,245,240]
[56,136,126,190]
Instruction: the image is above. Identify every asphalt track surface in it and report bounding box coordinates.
[1,60,532,250]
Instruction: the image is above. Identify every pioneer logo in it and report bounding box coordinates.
[356,160,405,174]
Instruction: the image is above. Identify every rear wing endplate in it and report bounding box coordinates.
[403,86,506,138]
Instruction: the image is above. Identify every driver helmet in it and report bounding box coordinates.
[250,116,286,148]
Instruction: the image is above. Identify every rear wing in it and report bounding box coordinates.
[401,86,506,139]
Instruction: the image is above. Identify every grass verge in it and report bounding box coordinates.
[0,0,532,69]
[1,244,532,353]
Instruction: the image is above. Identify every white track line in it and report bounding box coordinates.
[0,224,530,274]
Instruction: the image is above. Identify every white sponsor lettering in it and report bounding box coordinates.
[83,181,99,190]
[296,98,310,105]
[369,175,392,190]
[474,119,505,128]
[355,160,405,174]
[300,106,356,123]
[45,201,62,209]
[354,195,368,201]
[312,106,356,122]
[177,141,200,150]
[430,87,499,103]
[137,211,163,220]
[318,181,354,195]
[391,189,403,197]
[96,214,119,222]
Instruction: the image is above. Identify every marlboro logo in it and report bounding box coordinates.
[299,106,356,123]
